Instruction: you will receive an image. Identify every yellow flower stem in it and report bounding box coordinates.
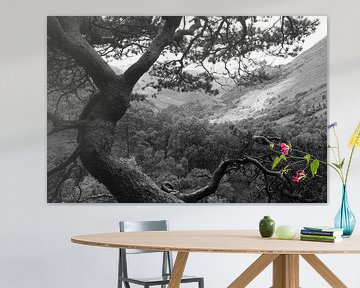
[345,129,360,185]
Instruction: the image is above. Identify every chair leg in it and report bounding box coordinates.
[199,278,204,288]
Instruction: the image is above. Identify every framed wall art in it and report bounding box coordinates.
[47,16,327,203]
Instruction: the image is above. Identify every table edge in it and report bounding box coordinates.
[71,235,360,254]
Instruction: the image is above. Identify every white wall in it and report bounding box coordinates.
[1,1,360,287]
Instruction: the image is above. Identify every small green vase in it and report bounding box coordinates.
[259,216,275,237]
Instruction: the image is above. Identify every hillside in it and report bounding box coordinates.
[111,66,229,111]
[210,36,327,124]
[122,36,327,128]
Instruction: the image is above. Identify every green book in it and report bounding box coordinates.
[300,234,339,240]
[303,226,344,233]
[300,236,342,243]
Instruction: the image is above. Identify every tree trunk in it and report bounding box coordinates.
[48,16,184,202]
[77,76,182,203]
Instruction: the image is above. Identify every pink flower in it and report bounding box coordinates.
[279,143,290,155]
[293,170,306,183]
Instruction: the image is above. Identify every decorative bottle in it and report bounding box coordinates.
[259,216,275,238]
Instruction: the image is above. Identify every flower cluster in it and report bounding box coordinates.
[279,143,290,155]
[293,170,306,183]
[349,123,360,148]
[271,122,359,186]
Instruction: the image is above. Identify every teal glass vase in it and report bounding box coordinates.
[334,185,356,237]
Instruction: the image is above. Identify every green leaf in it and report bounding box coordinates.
[332,162,341,169]
[269,143,274,149]
[304,154,311,164]
[339,159,345,169]
[272,157,281,169]
[310,159,320,176]
[332,159,345,169]
[272,154,286,170]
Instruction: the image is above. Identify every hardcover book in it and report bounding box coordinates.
[300,236,343,243]
[301,229,343,237]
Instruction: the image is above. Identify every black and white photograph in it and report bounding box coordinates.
[47,16,327,203]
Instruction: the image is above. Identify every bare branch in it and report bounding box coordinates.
[174,153,317,203]
[124,17,182,86]
[174,159,240,202]
[47,146,80,176]
[172,17,202,44]
[47,111,89,136]
[47,16,116,89]
[78,194,115,202]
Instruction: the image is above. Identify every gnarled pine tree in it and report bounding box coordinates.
[47,16,320,203]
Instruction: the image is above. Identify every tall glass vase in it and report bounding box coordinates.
[334,185,356,237]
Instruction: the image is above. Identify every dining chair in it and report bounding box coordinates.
[118,220,204,288]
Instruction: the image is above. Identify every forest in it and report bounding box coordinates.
[47,16,327,203]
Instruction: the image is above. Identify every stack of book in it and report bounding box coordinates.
[300,226,344,243]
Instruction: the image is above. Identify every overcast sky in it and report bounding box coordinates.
[274,16,327,65]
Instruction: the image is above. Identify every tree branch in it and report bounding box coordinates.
[47,112,89,136]
[124,17,182,86]
[174,154,317,203]
[172,17,202,44]
[174,159,241,202]
[78,194,115,203]
[47,16,116,90]
[47,146,80,176]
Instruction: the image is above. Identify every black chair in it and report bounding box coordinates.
[118,220,204,288]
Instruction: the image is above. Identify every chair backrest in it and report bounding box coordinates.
[119,220,169,254]
[118,220,173,283]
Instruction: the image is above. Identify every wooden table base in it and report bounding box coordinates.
[301,254,347,288]
[226,254,347,288]
[167,252,348,288]
[141,252,347,288]
[272,254,299,288]
[168,252,347,288]
[168,252,189,288]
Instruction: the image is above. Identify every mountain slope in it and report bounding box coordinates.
[111,36,327,127]
[210,37,327,124]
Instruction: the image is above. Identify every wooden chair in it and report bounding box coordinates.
[118,220,204,288]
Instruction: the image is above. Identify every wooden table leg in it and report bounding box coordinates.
[272,254,299,288]
[168,252,189,288]
[228,254,279,288]
[301,254,347,288]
